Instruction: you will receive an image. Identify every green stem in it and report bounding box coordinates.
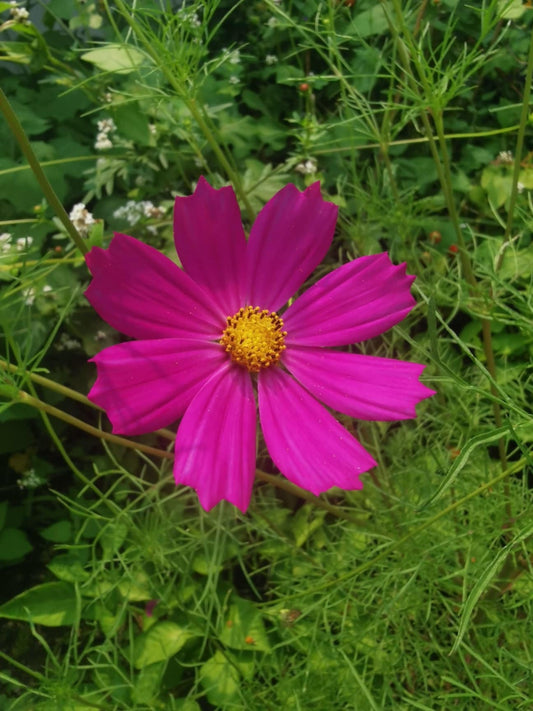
[0,87,88,256]
[109,0,255,222]
[0,358,176,441]
[501,26,533,255]
[15,389,173,461]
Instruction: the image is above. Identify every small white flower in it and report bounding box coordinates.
[149,123,157,135]
[57,333,81,351]
[10,5,30,23]
[517,181,525,194]
[229,50,241,65]
[42,284,53,294]
[229,75,240,85]
[95,133,113,150]
[97,118,116,134]
[265,54,278,65]
[23,287,35,306]
[267,16,277,28]
[16,236,33,251]
[295,159,318,175]
[17,468,45,489]
[69,203,96,237]
[0,233,11,253]
[498,150,513,164]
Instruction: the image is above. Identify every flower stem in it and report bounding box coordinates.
[108,0,255,223]
[15,389,173,461]
[0,86,88,256]
[0,358,176,441]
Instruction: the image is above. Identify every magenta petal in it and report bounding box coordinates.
[258,368,376,495]
[283,253,416,347]
[283,346,435,421]
[88,339,227,435]
[245,182,338,311]
[174,365,256,512]
[85,233,224,340]
[173,177,247,315]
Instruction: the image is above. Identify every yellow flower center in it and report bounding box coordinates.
[220,306,287,373]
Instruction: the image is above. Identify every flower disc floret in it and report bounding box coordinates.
[221,306,287,372]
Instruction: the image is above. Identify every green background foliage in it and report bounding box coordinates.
[0,0,532,709]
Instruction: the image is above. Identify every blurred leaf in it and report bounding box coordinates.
[0,527,33,560]
[0,581,76,626]
[47,553,89,583]
[133,621,197,669]
[81,45,147,74]
[40,519,72,543]
[219,596,271,652]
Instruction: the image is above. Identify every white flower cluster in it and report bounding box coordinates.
[498,150,514,164]
[95,118,116,150]
[56,333,81,351]
[69,203,96,237]
[17,468,45,490]
[265,54,278,65]
[113,200,166,227]
[22,283,53,307]
[0,233,34,253]
[10,1,30,23]
[295,159,318,175]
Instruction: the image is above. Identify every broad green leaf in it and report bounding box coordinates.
[81,45,147,74]
[133,621,196,669]
[47,553,89,583]
[0,582,76,626]
[0,527,33,560]
[348,4,389,38]
[219,597,271,652]
[100,519,129,558]
[40,520,72,543]
[132,661,166,704]
[200,651,241,706]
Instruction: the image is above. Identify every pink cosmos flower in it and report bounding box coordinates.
[86,178,434,512]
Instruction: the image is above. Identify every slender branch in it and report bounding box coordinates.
[0,86,88,256]
[500,26,533,255]
[15,389,173,460]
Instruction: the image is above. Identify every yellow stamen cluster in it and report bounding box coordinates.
[221,306,287,373]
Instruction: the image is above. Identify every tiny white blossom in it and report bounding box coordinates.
[229,50,241,65]
[97,118,116,134]
[10,5,30,23]
[42,284,53,294]
[267,16,277,28]
[229,75,240,85]
[295,159,318,175]
[69,203,96,237]
[149,123,157,135]
[114,200,166,226]
[17,468,45,489]
[265,54,278,65]
[498,150,513,164]
[57,333,81,351]
[23,287,35,306]
[517,181,525,193]
[95,133,113,150]
[0,233,12,253]
[16,236,33,251]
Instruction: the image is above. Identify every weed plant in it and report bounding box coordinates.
[0,1,532,709]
